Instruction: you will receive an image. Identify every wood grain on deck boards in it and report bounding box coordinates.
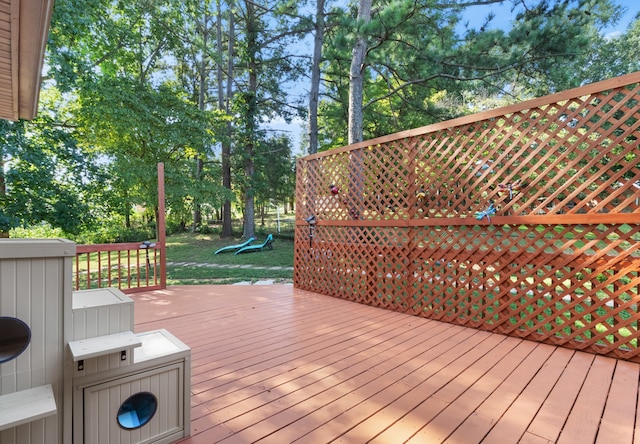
[130,285,640,444]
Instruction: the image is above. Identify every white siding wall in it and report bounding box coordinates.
[0,240,75,444]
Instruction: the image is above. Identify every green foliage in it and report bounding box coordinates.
[319,0,461,146]
[8,0,633,241]
[0,111,96,234]
[9,215,156,244]
[254,134,296,205]
[75,220,156,244]
[75,72,228,231]
[317,0,630,148]
[45,0,235,238]
[10,222,68,240]
[569,13,640,84]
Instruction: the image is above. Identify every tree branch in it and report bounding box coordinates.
[362,52,562,110]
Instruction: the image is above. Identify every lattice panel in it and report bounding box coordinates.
[295,72,640,361]
[294,225,412,305]
[408,224,640,360]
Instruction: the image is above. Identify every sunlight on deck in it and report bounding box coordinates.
[130,284,640,444]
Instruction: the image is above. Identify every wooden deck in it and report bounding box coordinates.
[131,285,640,444]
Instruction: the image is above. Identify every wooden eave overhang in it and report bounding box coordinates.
[0,0,54,121]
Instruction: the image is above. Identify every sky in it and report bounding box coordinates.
[272,0,640,153]
[461,0,638,37]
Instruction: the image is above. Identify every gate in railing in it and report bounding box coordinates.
[295,72,640,362]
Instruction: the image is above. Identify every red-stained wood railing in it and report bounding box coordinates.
[294,71,640,362]
[74,242,165,294]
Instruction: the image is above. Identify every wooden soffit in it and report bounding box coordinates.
[0,0,54,121]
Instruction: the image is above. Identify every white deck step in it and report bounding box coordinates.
[0,384,57,431]
[68,331,142,361]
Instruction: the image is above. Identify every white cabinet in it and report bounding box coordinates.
[71,329,190,444]
[69,290,191,444]
[0,239,75,444]
[0,241,191,444]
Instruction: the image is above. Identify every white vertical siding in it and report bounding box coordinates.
[1,240,190,444]
[0,240,75,444]
[83,363,184,444]
[71,288,135,377]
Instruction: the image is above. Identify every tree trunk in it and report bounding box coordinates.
[242,0,258,239]
[192,157,203,231]
[220,0,234,238]
[308,0,325,155]
[0,156,4,198]
[242,153,255,239]
[193,8,211,232]
[124,188,132,228]
[348,0,372,145]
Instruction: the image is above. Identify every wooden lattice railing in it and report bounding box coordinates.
[294,72,640,362]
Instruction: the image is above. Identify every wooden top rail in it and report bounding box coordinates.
[75,242,150,253]
[297,213,640,227]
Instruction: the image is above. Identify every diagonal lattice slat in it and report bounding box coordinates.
[295,72,640,362]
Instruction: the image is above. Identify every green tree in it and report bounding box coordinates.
[170,0,221,231]
[0,109,97,235]
[308,0,326,154]
[254,134,296,210]
[77,78,221,232]
[48,0,229,237]
[219,0,236,237]
[318,0,628,150]
[229,0,308,238]
[568,13,640,84]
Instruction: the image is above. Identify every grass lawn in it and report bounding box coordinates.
[166,232,294,285]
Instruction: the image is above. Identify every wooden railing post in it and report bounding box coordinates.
[158,162,167,290]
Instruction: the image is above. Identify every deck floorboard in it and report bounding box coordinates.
[131,285,640,444]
